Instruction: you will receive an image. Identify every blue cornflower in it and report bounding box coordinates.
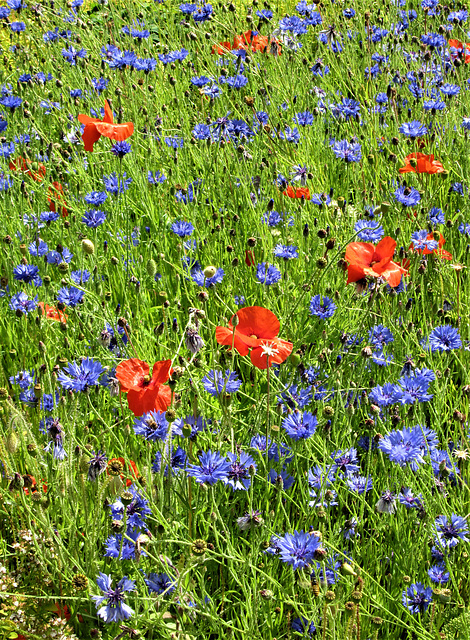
[152,446,187,475]
[111,141,132,158]
[293,110,314,126]
[440,83,460,97]
[84,191,108,206]
[448,9,467,22]
[421,32,446,48]
[41,417,66,460]
[428,207,445,225]
[354,219,384,242]
[332,139,362,162]
[46,246,73,265]
[256,263,281,286]
[459,223,470,235]
[61,46,87,65]
[145,573,176,595]
[57,286,84,308]
[103,172,132,194]
[399,120,428,138]
[273,244,299,260]
[308,465,334,490]
[191,75,211,87]
[427,325,462,352]
[0,142,15,158]
[9,291,37,314]
[276,530,322,570]
[282,410,318,440]
[268,469,296,491]
[192,124,211,140]
[428,563,449,584]
[203,84,222,99]
[369,324,394,348]
[0,173,12,191]
[13,264,42,286]
[186,450,231,485]
[371,350,393,367]
[309,487,338,508]
[434,514,469,549]
[402,583,432,614]
[110,484,152,529]
[171,220,194,237]
[57,358,104,391]
[394,186,421,207]
[9,370,35,390]
[175,179,201,204]
[309,295,336,320]
[256,8,272,19]
[0,95,22,111]
[291,164,309,185]
[88,451,107,482]
[369,382,400,407]
[378,426,426,468]
[330,448,360,477]
[82,209,106,228]
[224,451,257,491]
[462,118,470,131]
[399,487,422,509]
[93,573,135,624]
[133,410,168,441]
[223,74,248,89]
[279,126,301,143]
[202,369,241,396]
[105,529,145,560]
[291,617,316,636]
[423,99,446,112]
[147,170,166,184]
[165,136,184,149]
[262,211,294,227]
[70,270,91,285]
[172,415,209,439]
[10,21,25,32]
[346,475,373,494]
[191,266,224,287]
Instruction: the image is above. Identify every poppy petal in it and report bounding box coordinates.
[215,326,252,356]
[231,306,280,340]
[345,242,375,267]
[151,360,172,385]
[103,99,114,124]
[94,122,134,141]
[116,359,149,392]
[250,338,293,369]
[373,236,396,263]
[81,124,102,152]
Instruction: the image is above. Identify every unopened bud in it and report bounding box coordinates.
[82,239,95,255]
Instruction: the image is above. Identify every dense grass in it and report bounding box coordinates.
[0,0,470,638]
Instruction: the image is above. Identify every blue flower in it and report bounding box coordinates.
[434,514,469,549]
[202,369,241,396]
[427,325,462,352]
[103,172,132,194]
[171,220,194,237]
[105,529,145,560]
[291,617,316,636]
[282,411,318,440]
[191,266,224,287]
[268,469,295,491]
[378,426,426,468]
[88,451,108,482]
[368,325,394,348]
[82,209,106,228]
[145,573,176,595]
[402,583,432,614]
[394,186,421,207]
[428,563,449,584]
[110,484,152,529]
[224,451,257,491]
[279,126,300,143]
[57,358,104,391]
[152,446,187,475]
[276,530,322,570]
[332,139,362,162]
[354,219,384,242]
[57,286,84,307]
[111,141,132,157]
[172,415,209,438]
[85,190,108,206]
[148,170,166,184]
[309,295,336,319]
[9,291,37,314]
[346,475,373,494]
[13,264,42,286]
[273,244,298,260]
[399,120,428,138]
[428,207,445,225]
[330,448,360,476]
[293,110,314,126]
[256,263,281,285]
[133,410,168,441]
[186,450,231,485]
[92,573,136,624]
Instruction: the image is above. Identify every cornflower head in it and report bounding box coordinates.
[276,530,322,570]
[186,450,231,486]
[92,573,136,623]
[434,514,469,549]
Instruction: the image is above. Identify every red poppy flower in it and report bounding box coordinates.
[9,156,46,182]
[107,457,140,487]
[399,152,445,175]
[38,302,68,323]
[115,358,172,417]
[448,39,470,63]
[283,185,311,200]
[410,232,452,260]
[215,306,293,369]
[78,100,134,152]
[48,181,68,217]
[345,236,408,288]
[213,30,280,55]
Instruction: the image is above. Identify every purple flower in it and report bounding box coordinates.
[276,530,322,570]
[434,514,469,549]
[186,450,231,486]
[92,573,136,623]
[402,582,432,614]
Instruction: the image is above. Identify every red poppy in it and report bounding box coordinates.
[47,181,68,217]
[410,232,452,260]
[345,236,408,288]
[283,185,311,200]
[107,457,140,487]
[38,302,68,323]
[211,40,232,54]
[23,475,48,495]
[215,306,293,369]
[399,152,445,175]
[115,358,172,417]
[448,39,470,63]
[213,30,281,55]
[78,100,134,152]
[9,156,46,182]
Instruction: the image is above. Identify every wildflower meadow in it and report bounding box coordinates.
[1,0,470,638]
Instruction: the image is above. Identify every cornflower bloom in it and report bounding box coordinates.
[224,451,257,490]
[402,583,432,614]
[186,450,231,485]
[434,514,469,549]
[93,573,136,623]
[201,369,241,396]
[57,358,104,391]
[282,410,318,440]
[276,530,322,570]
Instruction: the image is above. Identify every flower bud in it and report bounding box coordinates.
[203,265,217,279]
[82,239,95,255]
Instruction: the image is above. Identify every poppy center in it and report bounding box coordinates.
[250,334,258,339]
[142,374,152,385]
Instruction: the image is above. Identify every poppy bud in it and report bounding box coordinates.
[203,265,217,279]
